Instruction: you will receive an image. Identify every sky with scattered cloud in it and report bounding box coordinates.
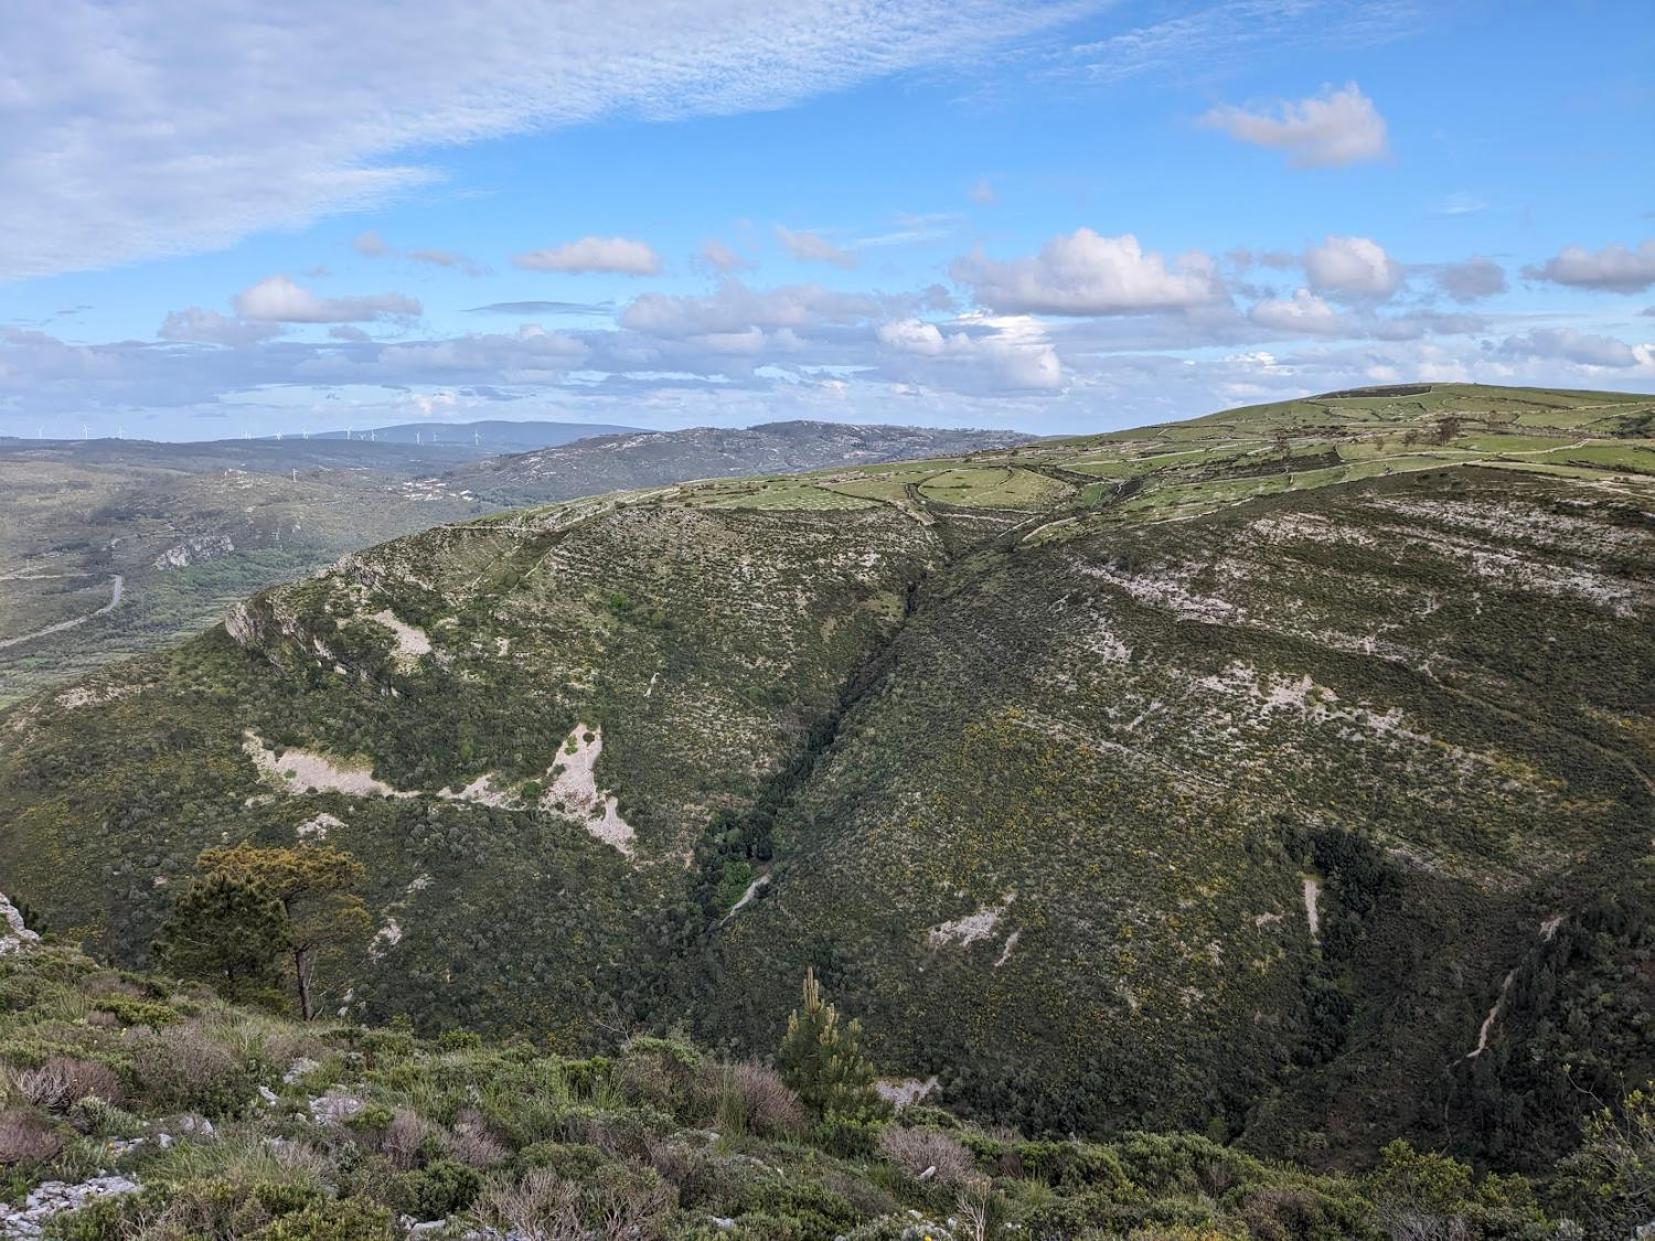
[0,0,1651,439]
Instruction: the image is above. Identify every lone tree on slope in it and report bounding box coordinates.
[777,967,885,1121]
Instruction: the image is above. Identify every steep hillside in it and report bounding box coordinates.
[2,384,1650,1172]
[445,422,1034,506]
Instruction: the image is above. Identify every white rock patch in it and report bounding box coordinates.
[369,918,402,961]
[927,892,1014,948]
[1302,875,1322,942]
[367,609,432,670]
[243,731,410,799]
[296,812,344,840]
[0,891,41,955]
[0,1176,140,1237]
[540,725,636,857]
[875,1076,939,1108]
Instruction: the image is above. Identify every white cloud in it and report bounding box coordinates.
[1497,328,1640,369]
[1199,83,1388,169]
[514,237,662,276]
[355,230,483,274]
[775,226,858,269]
[231,275,421,323]
[1435,257,1506,303]
[696,239,754,274]
[158,306,282,347]
[620,280,878,337]
[1248,289,1343,335]
[951,229,1224,315]
[1,1,1087,280]
[1071,2,1422,86]
[876,314,1062,391]
[1524,240,1655,293]
[968,177,997,205]
[1303,235,1403,299]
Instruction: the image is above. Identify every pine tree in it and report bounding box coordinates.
[195,843,371,1019]
[777,967,885,1120]
[156,872,290,1008]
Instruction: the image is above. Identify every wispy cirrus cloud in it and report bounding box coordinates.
[354,230,486,275]
[1,0,1096,280]
[1069,0,1421,86]
[774,227,858,269]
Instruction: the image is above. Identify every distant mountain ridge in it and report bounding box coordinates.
[447,419,1036,504]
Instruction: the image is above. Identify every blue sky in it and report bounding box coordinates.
[1,0,1652,440]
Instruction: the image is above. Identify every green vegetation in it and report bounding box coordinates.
[0,383,1650,1186]
[2,936,1647,1240]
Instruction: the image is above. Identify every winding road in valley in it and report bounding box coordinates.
[0,574,125,651]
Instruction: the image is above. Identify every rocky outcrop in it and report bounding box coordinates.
[0,890,40,954]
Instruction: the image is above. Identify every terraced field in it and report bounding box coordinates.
[1,383,1650,1172]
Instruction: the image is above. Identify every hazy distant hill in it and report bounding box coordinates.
[0,420,1026,705]
[300,417,640,452]
[448,420,1036,505]
[4,383,1649,1172]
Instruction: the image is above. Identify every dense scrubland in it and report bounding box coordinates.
[2,925,1648,1240]
[1,384,1650,1229]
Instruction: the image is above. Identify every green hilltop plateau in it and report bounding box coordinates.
[2,383,1651,1185]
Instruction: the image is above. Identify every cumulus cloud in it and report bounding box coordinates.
[1435,257,1506,303]
[1200,83,1388,169]
[1248,289,1343,335]
[514,236,662,276]
[1303,235,1403,299]
[876,314,1061,391]
[774,226,858,269]
[159,306,282,347]
[951,229,1224,315]
[1524,240,1655,293]
[232,275,422,323]
[1497,328,1640,368]
[2,1,1089,280]
[696,239,754,274]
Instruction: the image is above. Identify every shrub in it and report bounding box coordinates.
[19,1056,124,1112]
[130,1024,250,1115]
[878,1125,977,1188]
[381,1107,438,1170]
[448,1108,508,1168]
[65,1095,144,1139]
[0,1106,64,1164]
[476,1164,675,1240]
[391,1158,482,1219]
[252,1197,396,1240]
[703,1061,805,1139]
[617,1037,703,1116]
[94,997,178,1028]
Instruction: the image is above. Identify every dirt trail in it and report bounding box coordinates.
[0,574,124,651]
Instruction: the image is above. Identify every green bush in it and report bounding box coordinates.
[253,1197,396,1240]
[391,1157,482,1218]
